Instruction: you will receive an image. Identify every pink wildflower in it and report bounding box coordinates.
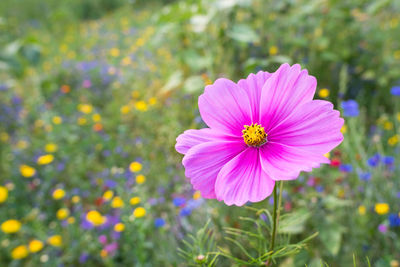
[82,79,92,88]
[176,64,344,206]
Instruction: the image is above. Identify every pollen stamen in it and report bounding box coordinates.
[242,123,267,147]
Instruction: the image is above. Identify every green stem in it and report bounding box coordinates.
[269,182,284,255]
[276,181,284,228]
[269,186,277,253]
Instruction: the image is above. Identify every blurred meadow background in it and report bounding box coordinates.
[1,0,400,266]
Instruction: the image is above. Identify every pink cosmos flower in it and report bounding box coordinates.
[175,64,344,206]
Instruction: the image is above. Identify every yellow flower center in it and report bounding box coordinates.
[242,123,267,147]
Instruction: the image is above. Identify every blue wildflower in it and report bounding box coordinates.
[186,199,203,209]
[180,207,192,217]
[105,179,118,188]
[154,218,166,228]
[315,185,324,192]
[341,100,359,117]
[383,156,395,165]
[390,86,400,96]
[388,213,400,227]
[359,172,371,181]
[339,164,353,173]
[79,252,89,263]
[367,153,381,167]
[173,197,186,207]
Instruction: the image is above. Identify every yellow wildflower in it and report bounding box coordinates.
[318,88,330,98]
[120,105,130,114]
[341,125,347,134]
[0,132,9,142]
[149,97,157,105]
[193,191,201,200]
[37,154,54,165]
[86,210,106,226]
[47,235,62,247]
[129,162,142,172]
[388,135,399,146]
[78,104,93,114]
[111,196,124,208]
[384,121,393,130]
[92,114,101,122]
[0,186,8,203]
[133,207,146,218]
[45,143,58,153]
[358,205,366,215]
[110,48,120,57]
[1,219,22,234]
[135,101,148,112]
[130,197,141,205]
[20,165,36,178]
[269,46,278,55]
[395,50,400,60]
[52,189,66,200]
[52,116,62,125]
[114,223,125,232]
[71,195,80,204]
[103,190,114,201]
[11,245,28,259]
[56,208,69,220]
[29,240,44,253]
[77,117,87,125]
[136,175,146,184]
[375,203,389,215]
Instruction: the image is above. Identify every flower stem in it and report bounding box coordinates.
[269,181,284,255]
[269,185,277,253]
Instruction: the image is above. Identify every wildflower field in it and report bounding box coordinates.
[1,0,400,266]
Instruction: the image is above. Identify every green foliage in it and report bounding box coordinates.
[178,220,219,266]
[218,207,318,266]
[0,0,400,266]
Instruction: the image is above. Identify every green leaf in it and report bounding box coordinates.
[319,223,344,256]
[161,71,183,93]
[183,76,205,93]
[269,55,293,64]
[322,195,352,210]
[182,50,211,71]
[278,209,311,234]
[227,24,259,43]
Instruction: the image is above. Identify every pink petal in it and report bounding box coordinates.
[259,142,330,181]
[182,141,246,199]
[268,100,344,155]
[237,71,271,120]
[199,78,252,137]
[175,128,240,155]
[215,148,275,206]
[259,64,317,132]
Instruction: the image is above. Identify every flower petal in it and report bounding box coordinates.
[182,141,246,199]
[259,142,330,181]
[237,71,271,120]
[259,64,317,132]
[268,100,344,155]
[215,148,275,206]
[199,78,252,136]
[175,128,239,154]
